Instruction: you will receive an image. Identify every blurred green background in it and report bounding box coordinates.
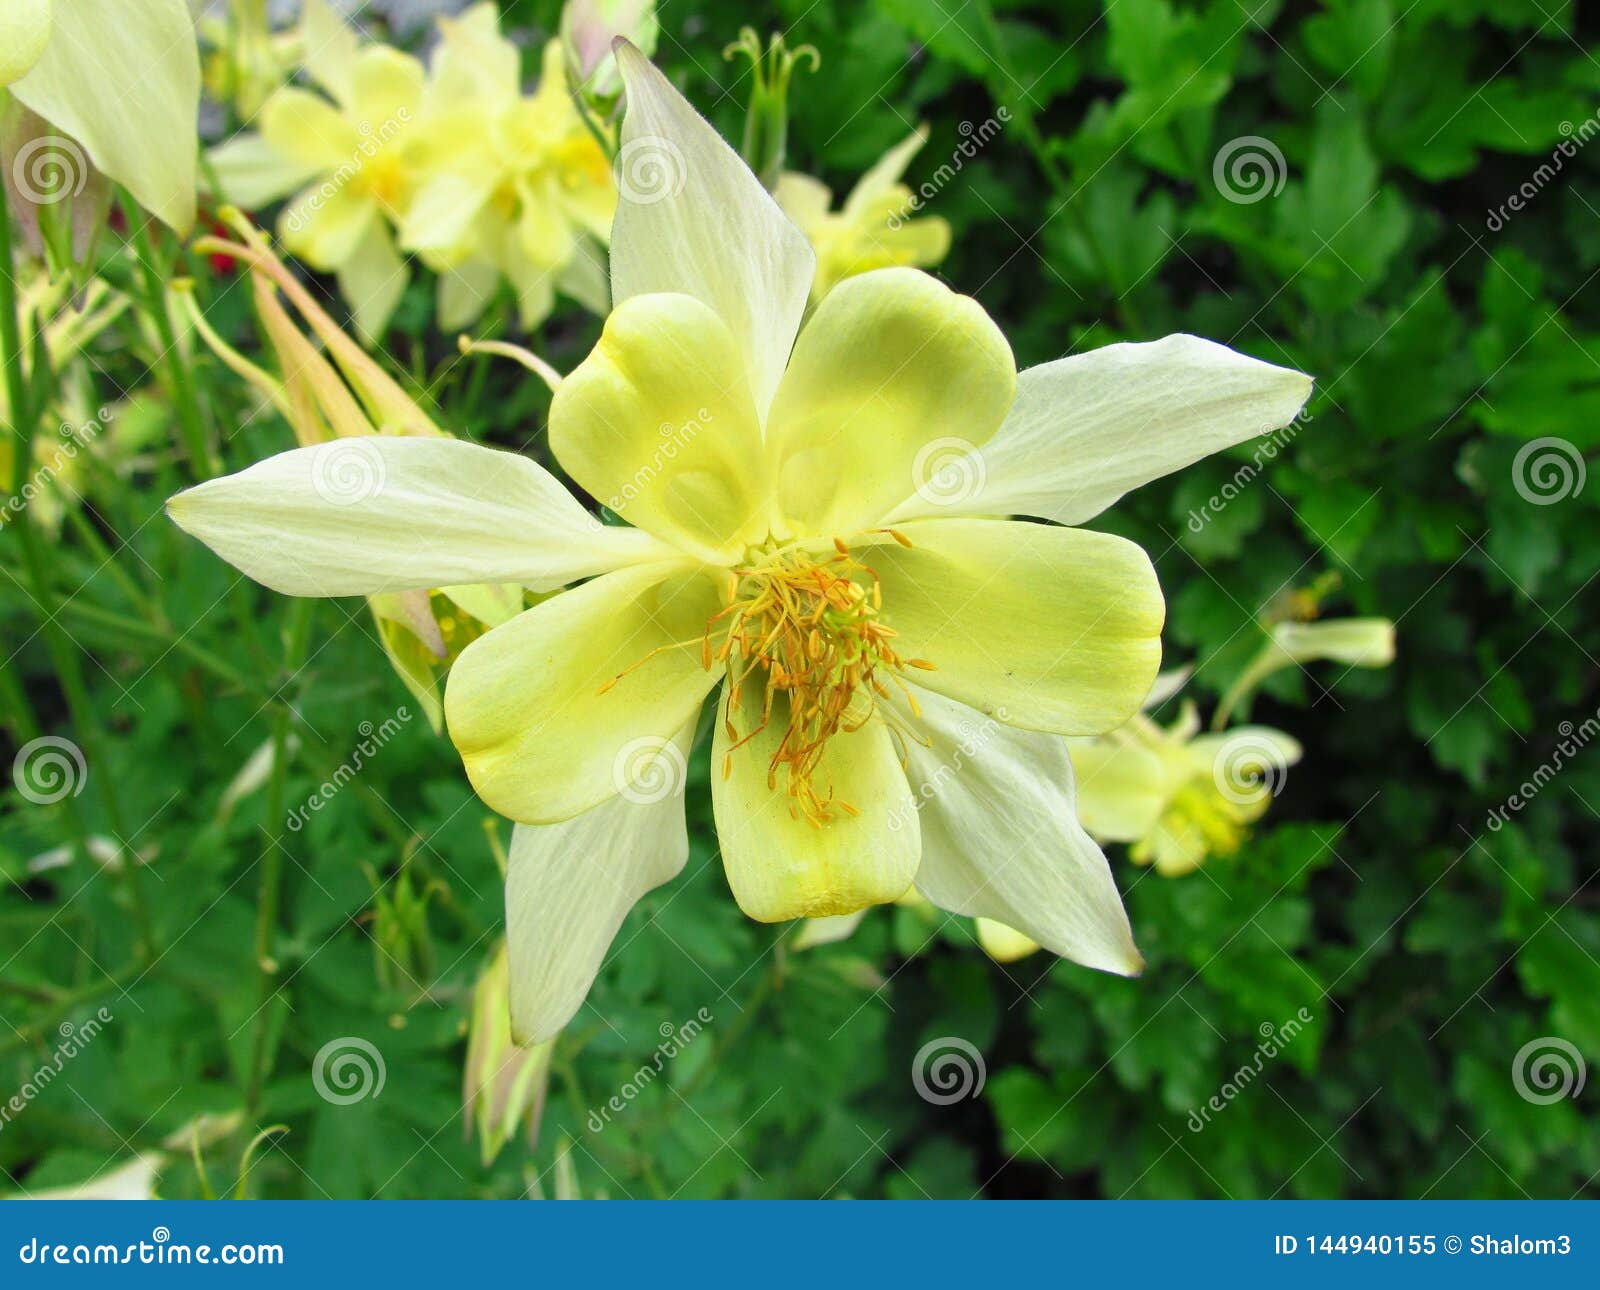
[3,0,1598,1198]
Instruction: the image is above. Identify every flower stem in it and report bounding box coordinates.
[245,596,314,1116]
[121,196,216,479]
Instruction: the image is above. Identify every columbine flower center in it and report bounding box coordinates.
[707,537,930,823]
[1134,778,1251,865]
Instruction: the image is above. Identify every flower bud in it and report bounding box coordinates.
[464,944,556,1167]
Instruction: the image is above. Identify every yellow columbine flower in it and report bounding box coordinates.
[2,0,199,238]
[166,44,1311,1043]
[402,9,615,330]
[1071,681,1303,878]
[207,0,426,340]
[185,212,522,729]
[775,127,952,303]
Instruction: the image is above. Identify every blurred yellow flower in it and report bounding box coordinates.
[775,127,951,303]
[1071,685,1303,878]
[403,9,614,330]
[208,0,426,340]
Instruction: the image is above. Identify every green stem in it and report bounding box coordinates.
[245,598,314,1116]
[122,197,215,478]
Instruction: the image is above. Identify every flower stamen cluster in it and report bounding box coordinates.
[710,535,931,823]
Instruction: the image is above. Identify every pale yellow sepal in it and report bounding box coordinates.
[9,0,199,233]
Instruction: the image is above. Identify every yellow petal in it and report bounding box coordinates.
[712,704,919,921]
[767,268,1014,537]
[773,172,833,230]
[1067,739,1170,842]
[975,919,1041,963]
[347,45,425,133]
[207,133,323,210]
[869,518,1164,736]
[335,218,408,343]
[550,293,769,562]
[842,126,930,214]
[445,564,723,825]
[280,184,375,273]
[259,86,359,170]
[299,0,359,105]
